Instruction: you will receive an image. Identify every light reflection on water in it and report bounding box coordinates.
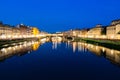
[69,42,120,66]
[52,41,61,50]
[1,39,120,79]
[50,40,120,66]
[0,39,120,67]
[0,40,42,61]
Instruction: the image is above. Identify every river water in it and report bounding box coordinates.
[0,40,120,80]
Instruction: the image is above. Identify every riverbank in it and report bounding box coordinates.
[0,38,39,49]
[74,38,120,50]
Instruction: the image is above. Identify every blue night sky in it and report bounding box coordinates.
[0,0,120,32]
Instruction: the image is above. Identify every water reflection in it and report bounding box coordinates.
[52,41,61,50]
[52,38,62,50]
[1,37,120,67]
[0,40,42,62]
[70,42,120,66]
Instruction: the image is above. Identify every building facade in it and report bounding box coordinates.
[87,25,104,38]
[0,23,13,40]
[0,22,40,40]
[107,20,120,39]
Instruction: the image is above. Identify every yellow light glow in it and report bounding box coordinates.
[32,27,39,36]
[32,42,40,51]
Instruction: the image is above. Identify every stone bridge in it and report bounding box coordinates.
[39,33,74,41]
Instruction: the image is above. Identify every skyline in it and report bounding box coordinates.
[0,0,120,32]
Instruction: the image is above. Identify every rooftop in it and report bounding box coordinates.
[111,19,120,25]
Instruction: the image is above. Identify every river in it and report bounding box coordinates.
[0,40,120,80]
